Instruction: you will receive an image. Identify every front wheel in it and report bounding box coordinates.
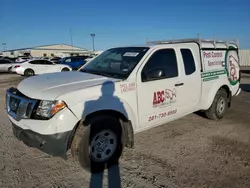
[71,115,124,173]
[61,67,70,72]
[205,88,228,120]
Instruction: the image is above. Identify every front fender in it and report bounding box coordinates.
[68,96,138,131]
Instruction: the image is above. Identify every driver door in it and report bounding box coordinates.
[136,48,182,130]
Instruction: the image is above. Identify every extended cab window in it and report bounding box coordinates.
[181,49,196,75]
[141,49,178,82]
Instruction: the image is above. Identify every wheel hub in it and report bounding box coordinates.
[96,135,108,152]
[90,129,117,162]
[217,97,226,115]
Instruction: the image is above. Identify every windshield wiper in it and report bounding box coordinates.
[81,69,114,78]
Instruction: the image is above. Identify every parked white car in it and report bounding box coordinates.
[14,59,72,76]
[5,37,241,173]
[15,56,31,63]
[0,58,16,73]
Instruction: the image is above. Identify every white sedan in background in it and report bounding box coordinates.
[0,58,16,73]
[14,59,72,76]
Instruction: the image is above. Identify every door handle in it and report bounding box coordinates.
[175,83,184,87]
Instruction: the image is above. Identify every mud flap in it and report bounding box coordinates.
[122,120,134,148]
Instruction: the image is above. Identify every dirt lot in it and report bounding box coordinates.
[0,70,250,188]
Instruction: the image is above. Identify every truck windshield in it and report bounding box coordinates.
[80,47,149,79]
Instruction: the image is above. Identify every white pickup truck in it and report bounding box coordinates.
[6,37,241,173]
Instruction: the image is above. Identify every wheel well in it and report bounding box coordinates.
[220,85,232,107]
[67,110,134,151]
[25,68,34,73]
[86,110,128,122]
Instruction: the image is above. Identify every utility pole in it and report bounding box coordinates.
[90,33,95,52]
[70,28,74,54]
[2,43,6,51]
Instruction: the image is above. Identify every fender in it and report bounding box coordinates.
[68,96,138,132]
[200,82,231,110]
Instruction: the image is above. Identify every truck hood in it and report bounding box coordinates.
[17,71,120,100]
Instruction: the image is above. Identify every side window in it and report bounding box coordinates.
[141,49,178,82]
[65,58,71,63]
[29,60,39,64]
[181,49,196,75]
[45,60,53,65]
[40,60,49,65]
[0,60,10,64]
[72,57,80,62]
[31,60,46,65]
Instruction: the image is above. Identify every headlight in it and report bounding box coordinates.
[36,100,66,118]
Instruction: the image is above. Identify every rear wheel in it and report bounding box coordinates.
[205,88,228,120]
[70,115,124,173]
[24,69,35,76]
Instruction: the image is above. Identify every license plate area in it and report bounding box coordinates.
[6,88,37,121]
[9,96,21,113]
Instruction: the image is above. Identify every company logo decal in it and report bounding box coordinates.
[120,83,136,93]
[202,47,240,86]
[225,49,240,86]
[153,88,177,108]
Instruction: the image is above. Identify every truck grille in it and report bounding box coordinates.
[6,88,37,121]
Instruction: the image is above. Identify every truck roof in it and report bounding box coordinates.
[120,36,239,50]
[146,37,239,49]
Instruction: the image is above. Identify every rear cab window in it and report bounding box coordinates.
[180,49,196,75]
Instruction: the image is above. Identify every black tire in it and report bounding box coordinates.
[24,69,35,76]
[71,115,124,173]
[205,88,228,120]
[61,67,70,72]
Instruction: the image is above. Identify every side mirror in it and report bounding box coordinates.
[143,69,165,81]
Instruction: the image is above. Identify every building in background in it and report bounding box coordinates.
[0,44,93,58]
[239,49,250,66]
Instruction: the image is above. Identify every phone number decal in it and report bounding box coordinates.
[148,109,177,122]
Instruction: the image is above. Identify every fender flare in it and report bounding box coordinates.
[81,97,137,130]
[68,97,137,149]
[202,84,231,110]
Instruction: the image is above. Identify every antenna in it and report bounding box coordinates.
[213,34,216,49]
[197,33,201,47]
[70,28,74,53]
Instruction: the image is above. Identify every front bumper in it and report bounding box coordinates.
[6,87,80,159]
[12,123,71,159]
[235,87,242,96]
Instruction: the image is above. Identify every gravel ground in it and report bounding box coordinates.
[0,71,250,188]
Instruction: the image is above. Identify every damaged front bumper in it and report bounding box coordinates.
[12,123,72,159]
